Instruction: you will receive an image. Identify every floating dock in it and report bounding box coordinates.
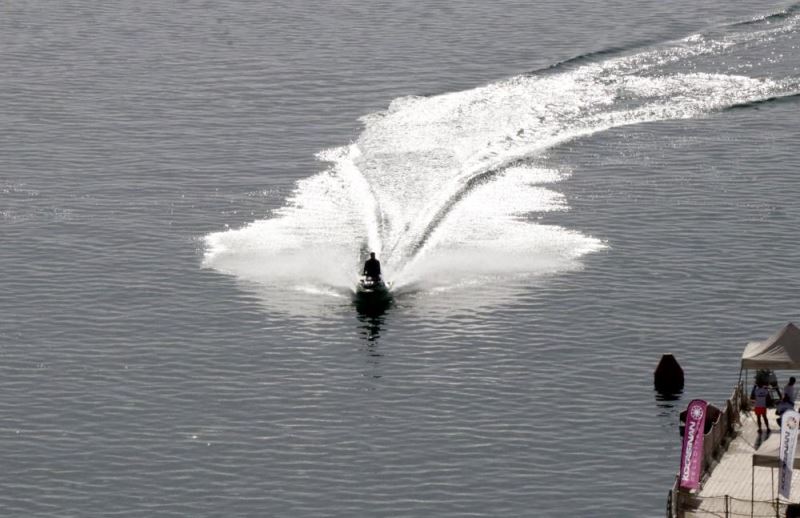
[670,396,800,517]
[667,324,800,517]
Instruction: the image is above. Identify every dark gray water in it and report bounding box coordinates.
[2,1,800,516]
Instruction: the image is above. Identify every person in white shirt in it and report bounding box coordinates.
[752,381,771,432]
[777,394,795,428]
[784,377,797,405]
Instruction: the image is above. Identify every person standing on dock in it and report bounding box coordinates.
[777,394,794,427]
[752,380,771,432]
[784,376,798,405]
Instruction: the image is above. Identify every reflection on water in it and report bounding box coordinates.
[654,390,682,434]
[358,314,384,342]
[355,298,390,380]
[354,293,392,342]
[655,389,683,407]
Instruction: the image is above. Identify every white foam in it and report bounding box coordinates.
[204,21,798,305]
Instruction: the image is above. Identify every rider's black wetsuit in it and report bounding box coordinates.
[363,258,381,280]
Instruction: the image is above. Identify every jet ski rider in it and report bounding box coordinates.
[363,252,381,281]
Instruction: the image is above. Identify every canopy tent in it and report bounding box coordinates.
[741,323,800,370]
[742,324,800,512]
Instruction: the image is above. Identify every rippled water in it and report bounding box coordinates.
[2,1,800,516]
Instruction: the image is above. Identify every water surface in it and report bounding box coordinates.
[2,1,800,516]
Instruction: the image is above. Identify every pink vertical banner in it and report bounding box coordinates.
[679,399,707,490]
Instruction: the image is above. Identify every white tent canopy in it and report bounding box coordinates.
[741,323,800,370]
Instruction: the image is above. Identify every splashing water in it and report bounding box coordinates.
[204,10,800,305]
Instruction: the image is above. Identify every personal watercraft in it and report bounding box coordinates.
[356,276,390,297]
[353,275,392,316]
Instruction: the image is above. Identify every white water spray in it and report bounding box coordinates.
[204,12,799,304]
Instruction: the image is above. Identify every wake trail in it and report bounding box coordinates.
[535,2,800,77]
[726,90,800,110]
[729,2,800,27]
[204,7,800,298]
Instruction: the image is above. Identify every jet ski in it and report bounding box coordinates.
[354,275,392,315]
[357,276,390,297]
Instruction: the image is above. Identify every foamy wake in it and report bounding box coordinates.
[204,10,799,306]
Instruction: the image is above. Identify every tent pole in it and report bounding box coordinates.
[752,464,755,518]
[739,368,745,407]
[745,369,750,410]
[772,467,775,501]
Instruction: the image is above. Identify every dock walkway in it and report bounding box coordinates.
[684,406,800,517]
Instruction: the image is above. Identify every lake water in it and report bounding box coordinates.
[2,1,800,516]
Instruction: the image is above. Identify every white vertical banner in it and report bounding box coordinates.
[779,410,800,499]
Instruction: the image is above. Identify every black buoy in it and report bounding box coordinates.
[654,354,685,395]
